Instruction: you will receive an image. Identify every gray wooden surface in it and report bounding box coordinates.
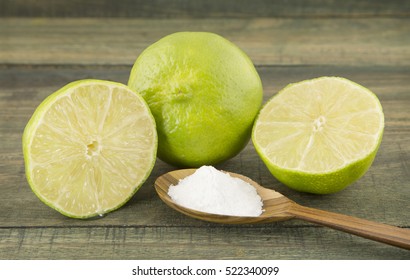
[0,0,409,259]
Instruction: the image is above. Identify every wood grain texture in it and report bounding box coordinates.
[0,18,409,66]
[1,226,409,260]
[1,0,409,18]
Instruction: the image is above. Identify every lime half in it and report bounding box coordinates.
[252,77,384,194]
[23,80,157,218]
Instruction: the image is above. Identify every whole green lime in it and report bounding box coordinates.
[128,32,263,167]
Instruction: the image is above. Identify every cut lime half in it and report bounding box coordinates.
[252,77,384,194]
[23,80,157,218]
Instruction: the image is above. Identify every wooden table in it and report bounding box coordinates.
[1,0,409,259]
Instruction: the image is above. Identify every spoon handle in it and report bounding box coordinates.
[287,204,410,250]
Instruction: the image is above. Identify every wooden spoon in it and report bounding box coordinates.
[155,168,410,250]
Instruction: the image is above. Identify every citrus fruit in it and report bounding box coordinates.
[252,77,384,194]
[128,32,263,167]
[23,80,157,218]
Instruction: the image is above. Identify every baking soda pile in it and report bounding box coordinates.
[168,166,263,217]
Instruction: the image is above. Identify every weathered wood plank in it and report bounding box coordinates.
[1,226,409,260]
[1,0,409,18]
[0,18,409,66]
[1,65,409,230]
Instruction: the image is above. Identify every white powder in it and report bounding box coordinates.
[168,166,263,217]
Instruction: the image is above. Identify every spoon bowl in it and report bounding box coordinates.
[155,168,410,250]
[155,168,294,224]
